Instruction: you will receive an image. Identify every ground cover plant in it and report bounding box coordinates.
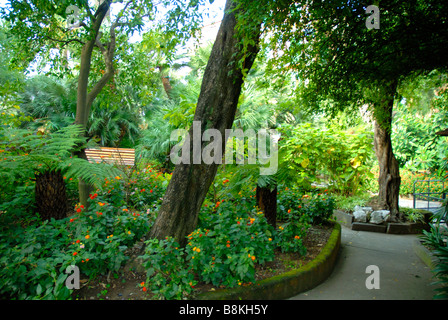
[0,153,336,300]
[0,162,166,300]
[139,186,335,300]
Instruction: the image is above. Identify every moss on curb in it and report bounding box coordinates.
[194,221,341,300]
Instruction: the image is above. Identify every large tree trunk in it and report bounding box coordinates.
[256,185,277,229]
[373,83,401,221]
[35,170,69,221]
[148,0,261,246]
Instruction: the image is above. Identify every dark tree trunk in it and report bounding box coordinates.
[148,0,261,246]
[35,170,69,221]
[373,83,401,221]
[256,185,277,229]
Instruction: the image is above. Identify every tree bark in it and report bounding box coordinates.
[35,170,69,221]
[373,83,401,220]
[256,185,277,229]
[74,0,115,207]
[148,0,261,246]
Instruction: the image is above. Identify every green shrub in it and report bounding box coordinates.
[0,177,155,300]
[279,123,374,196]
[140,237,197,300]
[192,199,276,287]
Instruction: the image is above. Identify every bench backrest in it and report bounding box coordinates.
[85,147,135,166]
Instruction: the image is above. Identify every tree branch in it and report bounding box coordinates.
[45,36,85,47]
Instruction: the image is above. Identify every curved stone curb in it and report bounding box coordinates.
[412,239,440,270]
[195,222,341,300]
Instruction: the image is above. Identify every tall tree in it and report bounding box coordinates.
[2,0,203,206]
[264,0,448,219]
[148,0,263,245]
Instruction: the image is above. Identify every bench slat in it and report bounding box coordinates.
[85,147,135,166]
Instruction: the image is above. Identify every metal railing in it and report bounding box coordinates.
[413,179,446,210]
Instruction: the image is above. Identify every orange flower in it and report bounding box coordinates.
[142,287,147,292]
[150,189,153,193]
[251,255,255,261]
[76,208,82,213]
[141,189,145,192]
[73,252,78,256]
[85,235,90,239]
[287,209,291,213]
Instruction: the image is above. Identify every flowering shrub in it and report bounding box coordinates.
[0,168,159,300]
[141,237,197,300]
[190,200,275,287]
[140,198,276,299]
[277,186,335,225]
[99,165,171,212]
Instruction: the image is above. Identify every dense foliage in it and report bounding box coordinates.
[0,0,447,301]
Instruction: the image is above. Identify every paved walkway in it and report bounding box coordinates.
[290,225,439,300]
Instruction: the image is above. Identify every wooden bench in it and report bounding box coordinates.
[85,147,135,166]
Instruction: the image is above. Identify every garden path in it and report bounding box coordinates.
[290,224,439,300]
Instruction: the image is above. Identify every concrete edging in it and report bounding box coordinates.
[195,222,342,300]
[333,209,431,234]
[412,239,440,270]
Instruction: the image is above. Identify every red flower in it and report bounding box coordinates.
[73,252,78,256]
